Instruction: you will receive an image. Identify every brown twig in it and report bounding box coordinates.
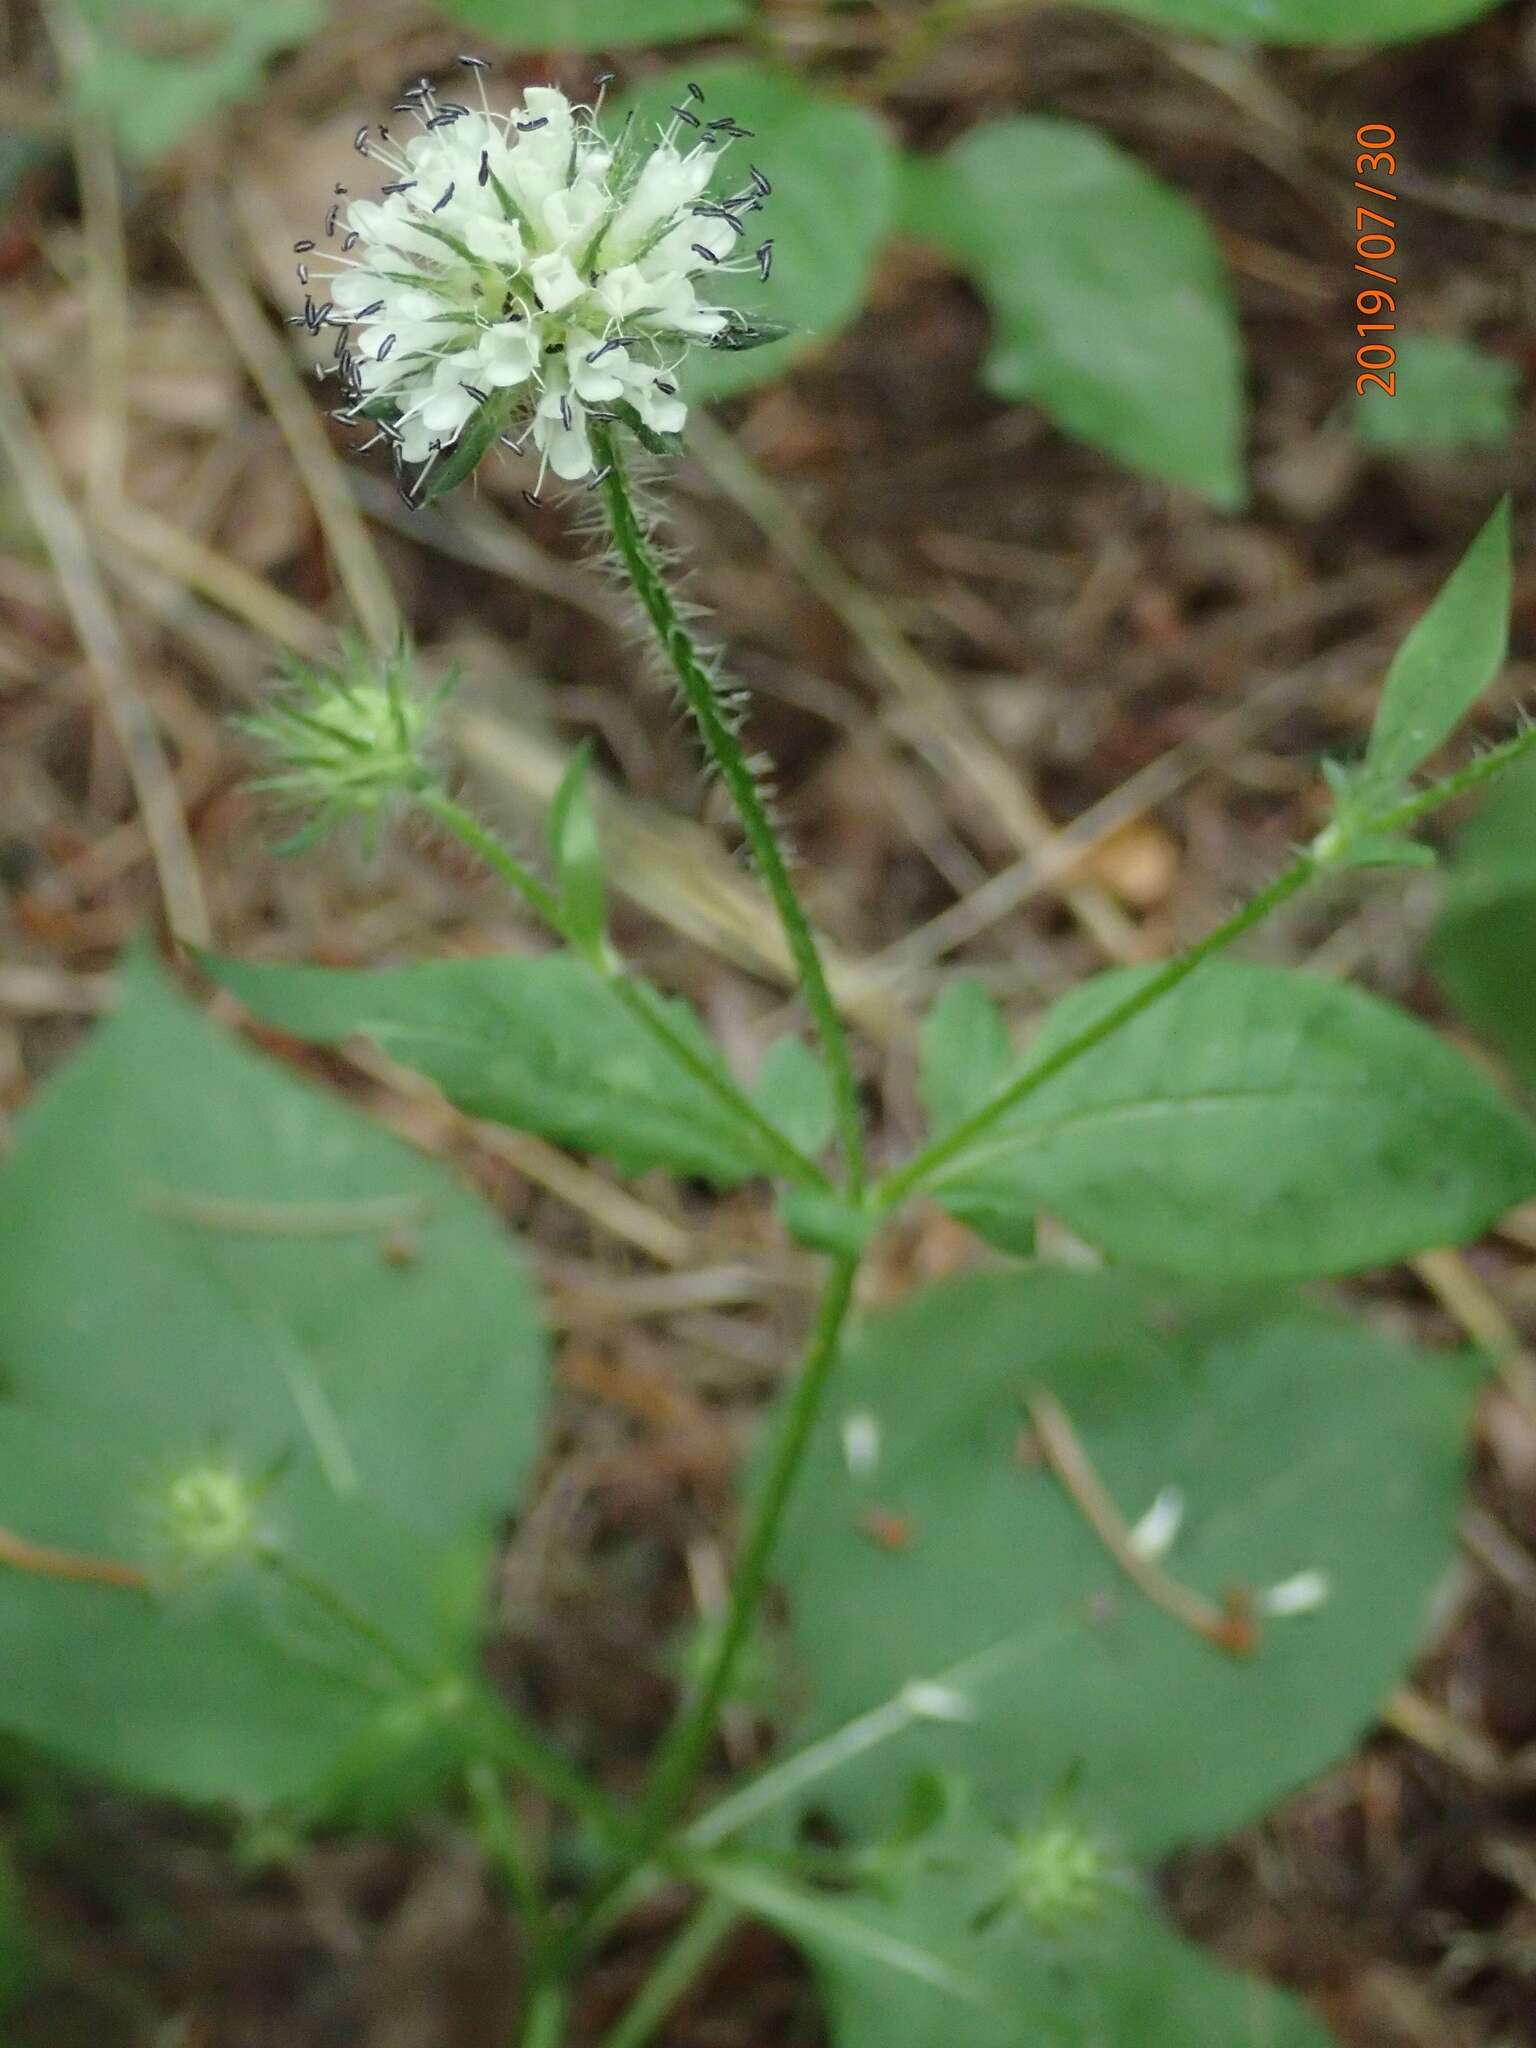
[1025,1385,1257,1657]
[0,346,209,944]
[0,1525,150,1592]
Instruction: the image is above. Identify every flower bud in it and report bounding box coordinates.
[239,641,443,848]
[1007,1821,1113,1933]
[143,1454,264,1581]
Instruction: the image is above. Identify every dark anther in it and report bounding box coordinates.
[516,115,550,131]
[432,183,455,211]
[478,150,491,186]
[691,242,720,264]
[293,238,315,253]
[377,333,397,360]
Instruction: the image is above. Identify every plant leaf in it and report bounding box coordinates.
[806,1808,1330,2048]
[918,983,1035,1255]
[74,0,320,160]
[768,1268,1475,1854]
[1356,335,1518,454]
[1431,750,1536,1084]
[434,0,748,43]
[1085,0,1502,42]
[902,119,1244,507]
[752,1037,836,1159]
[203,951,773,1185]
[0,954,547,1807]
[547,743,607,954]
[416,390,516,506]
[922,960,1536,1278]
[616,65,899,401]
[1361,500,1511,794]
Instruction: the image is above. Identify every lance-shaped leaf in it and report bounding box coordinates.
[1359,499,1511,796]
[204,951,776,1185]
[920,961,1536,1278]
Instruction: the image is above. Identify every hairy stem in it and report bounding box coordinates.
[419,786,831,1191]
[591,423,866,1198]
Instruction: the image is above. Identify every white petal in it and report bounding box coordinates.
[1258,1570,1331,1618]
[529,251,584,314]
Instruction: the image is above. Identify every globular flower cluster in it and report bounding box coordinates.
[294,67,776,499]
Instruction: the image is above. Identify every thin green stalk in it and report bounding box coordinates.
[468,1757,546,1933]
[590,422,866,1198]
[606,974,833,1192]
[419,785,567,928]
[594,1895,740,2048]
[266,1548,625,1843]
[518,1980,568,2048]
[464,1686,630,1850]
[419,785,830,1191]
[632,1249,862,1849]
[874,858,1318,1212]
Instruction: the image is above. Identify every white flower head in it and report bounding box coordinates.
[297,67,780,501]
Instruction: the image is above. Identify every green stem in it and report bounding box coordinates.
[265,1547,624,1843]
[875,858,1317,1212]
[633,1249,861,1849]
[518,1980,568,2048]
[606,973,833,1192]
[591,423,866,1198]
[420,785,565,927]
[420,786,831,1192]
[464,1686,630,1850]
[1370,724,1536,833]
[594,1896,740,2048]
[468,1757,545,1933]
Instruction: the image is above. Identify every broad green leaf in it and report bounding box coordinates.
[618,65,899,399]
[923,960,1536,1278]
[74,0,321,160]
[1089,0,1502,41]
[204,951,768,1185]
[1357,336,1518,454]
[919,982,1036,1255]
[902,120,1244,507]
[920,980,1011,1135]
[770,1269,1474,1853]
[0,955,546,1806]
[1362,500,1511,794]
[752,1036,836,1158]
[1432,751,1536,1083]
[801,1806,1328,2048]
[436,0,748,44]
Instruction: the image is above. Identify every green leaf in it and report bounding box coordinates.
[1357,335,1518,454]
[902,120,1244,507]
[617,65,899,401]
[417,389,515,506]
[434,0,748,44]
[806,1809,1329,2048]
[0,955,547,1807]
[752,1037,836,1159]
[1086,0,1503,41]
[923,960,1536,1278]
[770,1268,1475,1853]
[1361,500,1511,795]
[1432,751,1536,1083]
[74,0,321,160]
[547,743,607,955]
[204,951,770,1185]
[919,982,1036,1256]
